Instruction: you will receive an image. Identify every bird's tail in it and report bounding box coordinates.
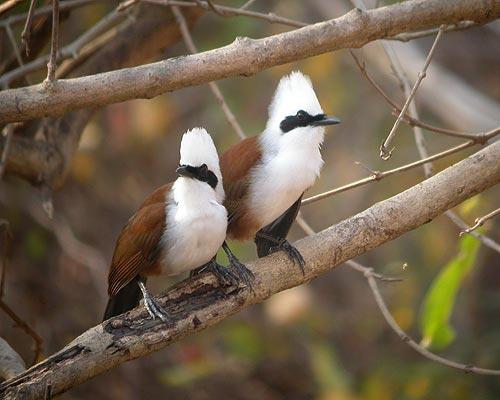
[102,276,143,321]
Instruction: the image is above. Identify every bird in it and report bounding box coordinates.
[103,128,235,322]
[218,71,340,274]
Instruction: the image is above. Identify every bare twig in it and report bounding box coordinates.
[21,0,39,56]
[1,9,125,87]
[45,0,60,82]
[0,225,43,366]
[0,301,43,366]
[171,5,246,139]
[348,260,500,375]
[349,51,497,143]
[0,125,15,179]
[391,21,477,42]
[240,0,258,10]
[5,23,24,70]
[446,211,500,253]
[1,0,99,27]
[0,0,23,17]
[460,207,500,237]
[301,139,491,206]
[379,25,445,160]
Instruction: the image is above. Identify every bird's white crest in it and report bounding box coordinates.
[265,71,324,134]
[252,71,326,229]
[178,127,224,202]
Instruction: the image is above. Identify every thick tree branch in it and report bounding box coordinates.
[0,0,497,123]
[1,140,499,399]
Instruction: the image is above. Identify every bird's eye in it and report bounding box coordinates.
[296,110,307,120]
[200,163,208,172]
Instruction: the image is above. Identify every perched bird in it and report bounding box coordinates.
[219,71,340,273]
[103,128,233,322]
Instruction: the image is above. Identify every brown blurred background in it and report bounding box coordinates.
[1,1,499,399]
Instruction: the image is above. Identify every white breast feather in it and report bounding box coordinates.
[161,179,227,275]
[250,128,324,229]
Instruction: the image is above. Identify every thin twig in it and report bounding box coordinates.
[0,221,43,365]
[21,0,39,56]
[240,0,258,10]
[142,0,307,28]
[5,23,24,69]
[0,0,23,17]
[349,51,496,143]
[391,21,477,42]
[446,210,500,253]
[301,139,486,206]
[0,0,99,27]
[45,0,60,83]
[460,207,500,237]
[171,5,246,139]
[0,301,43,365]
[1,9,125,87]
[348,30,500,253]
[347,260,500,376]
[0,125,15,179]
[379,26,446,160]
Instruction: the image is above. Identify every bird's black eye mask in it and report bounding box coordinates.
[280,110,326,133]
[176,164,218,189]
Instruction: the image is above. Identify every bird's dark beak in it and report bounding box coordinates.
[311,115,341,127]
[176,165,195,178]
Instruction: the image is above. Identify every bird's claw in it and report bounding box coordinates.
[271,239,306,276]
[227,256,255,290]
[143,295,172,324]
[209,261,240,287]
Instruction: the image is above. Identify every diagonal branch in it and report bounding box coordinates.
[171,5,246,139]
[460,207,500,236]
[1,140,499,399]
[379,26,445,159]
[0,0,497,123]
[349,260,500,376]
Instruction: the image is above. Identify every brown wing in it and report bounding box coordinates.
[219,136,262,225]
[107,187,170,296]
[139,182,173,208]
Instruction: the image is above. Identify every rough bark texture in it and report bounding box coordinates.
[0,0,498,124]
[1,140,499,399]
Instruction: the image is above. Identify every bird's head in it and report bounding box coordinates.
[176,128,224,202]
[264,71,340,147]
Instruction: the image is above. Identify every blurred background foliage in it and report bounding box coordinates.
[1,0,499,399]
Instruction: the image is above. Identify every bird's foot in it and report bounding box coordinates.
[226,254,255,289]
[206,260,241,287]
[270,239,305,276]
[190,261,239,287]
[143,295,172,324]
[138,280,172,324]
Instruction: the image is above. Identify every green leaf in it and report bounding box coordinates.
[419,234,480,350]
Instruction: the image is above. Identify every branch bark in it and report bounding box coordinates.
[1,140,499,399]
[0,0,497,123]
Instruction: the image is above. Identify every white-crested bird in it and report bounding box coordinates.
[103,128,234,322]
[218,71,340,273]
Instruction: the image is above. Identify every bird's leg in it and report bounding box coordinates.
[138,278,172,324]
[254,231,305,276]
[190,257,239,287]
[222,241,255,288]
